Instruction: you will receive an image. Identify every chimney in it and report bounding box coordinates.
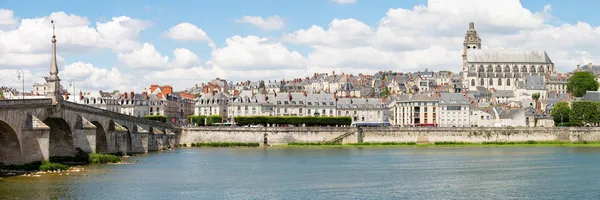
[334,92,337,100]
[130,91,134,99]
[577,64,581,72]
[234,90,239,96]
[211,90,216,96]
[332,71,335,76]
[536,100,542,115]
[161,85,173,95]
[142,92,148,100]
[123,92,127,99]
[251,88,254,95]
[589,63,593,68]
[274,91,277,97]
[150,84,159,93]
[288,92,292,101]
[79,90,83,100]
[475,100,479,107]
[303,91,307,97]
[314,73,317,79]
[569,92,573,100]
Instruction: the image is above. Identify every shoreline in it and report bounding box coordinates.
[274,142,600,148]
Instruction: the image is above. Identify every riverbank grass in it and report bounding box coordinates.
[39,161,68,171]
[191,142,260,147]
[89,153,121,164]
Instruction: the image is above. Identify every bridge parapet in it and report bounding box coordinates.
[0,99,53,108]
[62,101,172,129]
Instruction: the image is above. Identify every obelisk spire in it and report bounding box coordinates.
[47,20,63,105]
[49,20,58,78]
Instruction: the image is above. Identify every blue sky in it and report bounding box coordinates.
[1,0,600,91]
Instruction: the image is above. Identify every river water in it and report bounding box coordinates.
[1,147,600,200]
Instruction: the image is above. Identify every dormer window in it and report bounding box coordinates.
[277,101,281,105]
[299,101,304,104]
[308,102,312,105]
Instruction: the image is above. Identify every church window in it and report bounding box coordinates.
[513,66,519,73]
[480,78,484,86]
[478,65,484,72]
[521,65,527,72]
[507,79,511,86]
[530,65,536,73]
[495,65,501,72]
[539,66,545,73]
[486,65,493,72]
[471,79,475,86]
[489,78,493,86]
[498,78,502,86]
[504,66,510,73]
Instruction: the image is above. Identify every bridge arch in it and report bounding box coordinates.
[92,121,108,153]
[0,120,21,164]
[120,124,132,154]
[44,118,76,157]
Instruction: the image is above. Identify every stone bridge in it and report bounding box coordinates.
[0,99,178,165]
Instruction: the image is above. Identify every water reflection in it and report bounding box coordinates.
[1,147,600,200]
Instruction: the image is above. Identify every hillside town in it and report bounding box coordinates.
[2,23,598,128]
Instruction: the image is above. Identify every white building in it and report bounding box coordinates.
[390,94,439,127]
[336,98,389,125]
[438,93,470,127]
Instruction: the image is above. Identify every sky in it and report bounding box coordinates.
[1,0,600,93]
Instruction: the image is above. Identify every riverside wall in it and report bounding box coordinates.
[179,127,600,145]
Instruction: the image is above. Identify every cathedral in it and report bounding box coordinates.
[461,22,556,91]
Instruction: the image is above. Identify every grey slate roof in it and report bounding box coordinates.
[493,90,514,98]
[466,49,553,63]
[439,93,468,105]
[583,91,600,102]
[522,75,546,90]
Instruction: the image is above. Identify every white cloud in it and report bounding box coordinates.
[169,48,200,68]
[282,0,600,74]
[0,69,36,90]
[0,9,18,30]
[61,62,132,92]
[210,35,306,70]
[332,0,356,5]
[235,15,285,31]
[117,43,169,68]
[164,22,215,49]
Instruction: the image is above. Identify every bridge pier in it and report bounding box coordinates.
[20,128,50,164]
[73,116,97,153]
[130,125,149,153]
[107,122,128,154]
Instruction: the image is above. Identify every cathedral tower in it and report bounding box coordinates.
[462,22,481,88]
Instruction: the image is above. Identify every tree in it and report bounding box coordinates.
[112,90,120,95]
[550,102,571,124]
[570,101,600,126]
[532,92,541,114]
[380,87,391,98]
[567,72,599,97]
[0,90,4,100]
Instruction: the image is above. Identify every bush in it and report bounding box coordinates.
[143,115,168,123]
[187,115,223,126]
[235,116,352,126]
[39,160,68,171]
[353,142,417,145]
[434,141,466,145]
[89,153,121,164]
[193,142,260,147]
[557,122,582,127]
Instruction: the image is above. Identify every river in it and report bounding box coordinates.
[1,147,600,199]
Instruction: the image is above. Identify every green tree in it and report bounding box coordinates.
[380,87,391,98]
[567,72,599,97]
[532,92,541,114]
[550,102,571,124]
[112,90,120,95]
[570,101,600,126]
[0,90,4,99]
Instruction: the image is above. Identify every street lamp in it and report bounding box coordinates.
[16,70,24,99]
[68,79,74,102]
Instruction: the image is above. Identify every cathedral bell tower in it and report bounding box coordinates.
[461,22,481,88]
[46,20,63,105]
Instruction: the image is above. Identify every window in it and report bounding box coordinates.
[489,78,493,86]
[299,108,303,113]
[507,79,511,86]
[150,107,153,112]
[498,78,502,86]
[471,79,475,86]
